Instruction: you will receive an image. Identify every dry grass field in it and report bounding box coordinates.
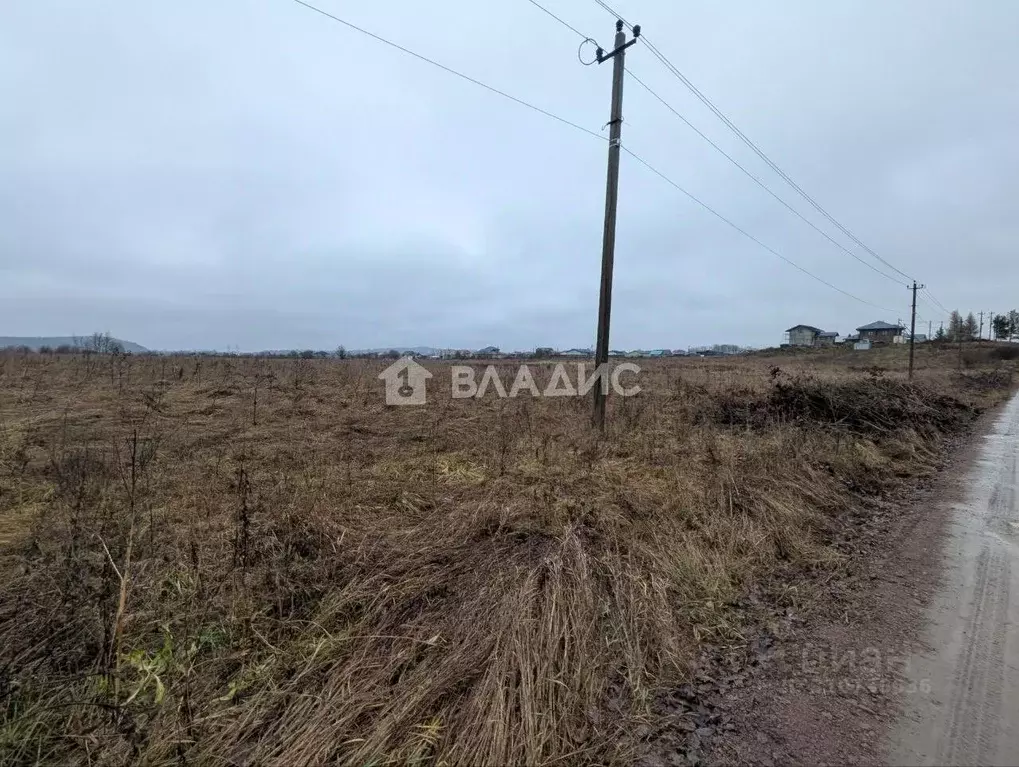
[0,343,1015,765]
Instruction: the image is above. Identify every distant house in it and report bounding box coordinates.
[856,321,905,344]
[608,349,626,357]
[785,325,838,347]
[561,348,592,358]
[785,325,821,347]
[648,349,670,357]
[893,333,927,345]
[816,331,839,347]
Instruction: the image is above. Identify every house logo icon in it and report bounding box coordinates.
[378,356,433,406]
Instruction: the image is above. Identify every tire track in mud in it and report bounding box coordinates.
[937,547,1010,766]
[893,392,1019,767]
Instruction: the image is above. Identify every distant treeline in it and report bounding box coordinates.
[1,332,126,355]
[934,310,1019,342]
[0,342,386,360]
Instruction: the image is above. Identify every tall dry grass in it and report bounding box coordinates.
[0,345,1013,765]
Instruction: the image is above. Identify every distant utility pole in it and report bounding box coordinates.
[908,281,924,380]
[592,19,640,431]
[979,311,984,341]
[958,316,964,370]
[928,320,932,339]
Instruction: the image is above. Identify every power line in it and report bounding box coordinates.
[590,0,918,284]
[645,43,916,284]
[298,0,899,314]
[289,0,606,141]
[524,0,908,295]
[521,0,604,65]
[519,0,897,311]
[521,0,904,286]
[916,296,948,318]
[923,289,952,315]
[593,0,633,25]
[523,0,599,44]
[625,68,907,287]
[621,146,897,312]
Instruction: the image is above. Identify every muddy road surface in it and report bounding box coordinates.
[890,391,1019,766]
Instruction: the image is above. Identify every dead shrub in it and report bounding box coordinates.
[957,367,1014,391]
[712,376,974,438]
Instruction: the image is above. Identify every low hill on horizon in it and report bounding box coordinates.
[0,336,148,353]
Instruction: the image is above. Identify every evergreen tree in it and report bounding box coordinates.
[963,312,978,340]
[992,314,1010,340]
[948,310,963,340]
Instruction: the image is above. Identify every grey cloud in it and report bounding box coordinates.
[3,0,1017,351]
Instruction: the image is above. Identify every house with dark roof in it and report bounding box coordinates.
[816,330,839,347]
[784,325,839,347]
[856,321,905,344]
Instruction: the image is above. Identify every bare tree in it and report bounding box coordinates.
[75,331,120,355]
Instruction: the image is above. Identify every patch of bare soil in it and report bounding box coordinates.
[639,408,999,767]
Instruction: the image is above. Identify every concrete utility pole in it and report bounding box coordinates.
[908,281,925,380]
[592,19,640,431]
[979,311,985,341]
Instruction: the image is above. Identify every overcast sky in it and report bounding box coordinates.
[2,1,1017,351]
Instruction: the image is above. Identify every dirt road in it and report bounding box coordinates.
[890,391,1019,766]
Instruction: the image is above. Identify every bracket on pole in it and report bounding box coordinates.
[595,20,640,63]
